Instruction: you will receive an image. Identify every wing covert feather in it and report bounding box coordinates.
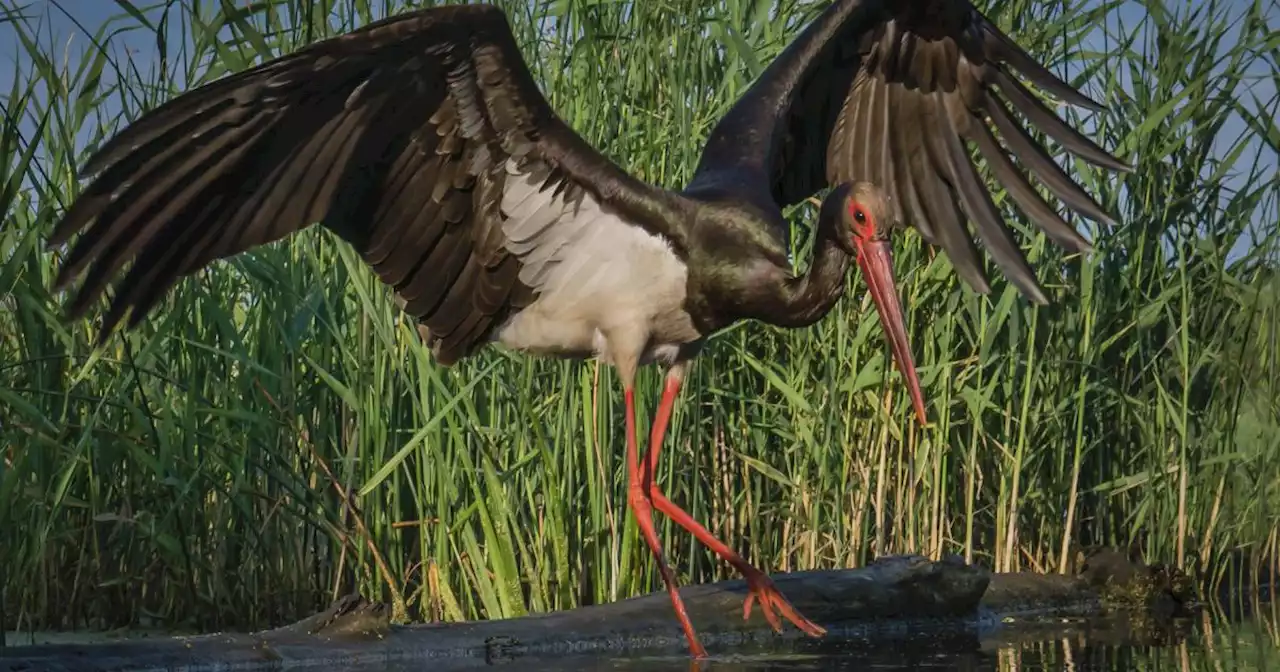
[49,5,683,363]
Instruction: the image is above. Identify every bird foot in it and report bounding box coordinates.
[740,567,826,637]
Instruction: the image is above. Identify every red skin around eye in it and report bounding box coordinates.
[847,200,876,242]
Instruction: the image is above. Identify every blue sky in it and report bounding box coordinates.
[2,0,1275,263]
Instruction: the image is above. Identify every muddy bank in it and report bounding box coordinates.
[0,551,1196,672]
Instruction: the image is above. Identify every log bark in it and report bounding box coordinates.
[0,553,1192,672]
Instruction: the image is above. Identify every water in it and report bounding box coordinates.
[4,602,1276,671]
[365,604,1280,672]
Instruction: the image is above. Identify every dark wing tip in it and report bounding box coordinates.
[47,196,97,249]
[1108,156,1136,174]
[1001,263,1050,305]
[979,12,1106,113]
[78,141,119,179]
[975,11,1137,177]
[1055,84,1107,114]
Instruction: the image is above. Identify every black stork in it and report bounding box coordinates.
[46,0,1128,659]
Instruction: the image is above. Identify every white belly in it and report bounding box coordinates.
[490,159,700,367]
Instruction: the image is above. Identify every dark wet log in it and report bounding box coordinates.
[0,553,1194,672]
[980,571,1102,614]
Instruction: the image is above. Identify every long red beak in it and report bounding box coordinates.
[856,239,927,425]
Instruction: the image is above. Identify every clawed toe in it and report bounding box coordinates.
[741,571,826,637]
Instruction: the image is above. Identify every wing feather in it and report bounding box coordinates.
[688,0,1129,302]
[936,89,1045,303]
[907,85,991,293]
[48,5,683,363]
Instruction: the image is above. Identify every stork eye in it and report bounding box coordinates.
[848,201,875,240]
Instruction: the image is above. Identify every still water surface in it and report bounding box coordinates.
[369,602,1280,672]
[4,600,1276,671]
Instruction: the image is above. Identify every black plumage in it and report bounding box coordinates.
[50,1,1129,359]
[47,1,1129,660]
[687,0,1129,306]
[50,5,683,363]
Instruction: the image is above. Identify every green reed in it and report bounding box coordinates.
[1,0,1277,632]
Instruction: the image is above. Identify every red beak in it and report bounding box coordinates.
[856,239,927,425]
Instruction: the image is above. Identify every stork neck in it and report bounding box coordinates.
[770,235,851,328]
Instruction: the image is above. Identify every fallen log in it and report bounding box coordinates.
[0,553,1196,672]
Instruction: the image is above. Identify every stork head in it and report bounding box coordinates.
[834,181,927,426]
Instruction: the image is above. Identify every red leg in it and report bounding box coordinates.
[624,387,708,659]
[644,371,826,638]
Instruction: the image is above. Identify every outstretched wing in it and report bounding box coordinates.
[49,4,685,362]
[686,0,1129,303]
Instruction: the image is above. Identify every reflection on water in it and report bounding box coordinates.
[4,598,1276,672]
[380,598,1280,672]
